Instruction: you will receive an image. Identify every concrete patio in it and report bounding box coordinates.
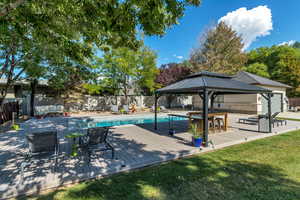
[1,113,300,199]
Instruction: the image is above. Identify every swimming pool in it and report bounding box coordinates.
[86,116,187,128]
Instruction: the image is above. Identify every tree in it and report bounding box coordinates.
[156,62,192,87]
[190,21,247,74]
[155,62,192,107]
[292,41,300,49]
[246,45,300,97]
[243,63,270,78]
[0,0,201,106]
[269,46,300,97]
[88,46,159,104]
[47,63,94,110]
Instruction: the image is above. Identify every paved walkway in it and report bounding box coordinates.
[278,112,300,120]
[0,114,300,199]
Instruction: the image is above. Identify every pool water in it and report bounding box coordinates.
[88,116,186,128]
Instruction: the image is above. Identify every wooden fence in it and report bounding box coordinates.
[289,98,300,107]
[0,102,19,124]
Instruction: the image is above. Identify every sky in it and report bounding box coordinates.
[144,0,300,66]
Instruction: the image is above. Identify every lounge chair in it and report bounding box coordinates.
[111,105,119,114]
[238,117,259,124]
[239,112,287,127]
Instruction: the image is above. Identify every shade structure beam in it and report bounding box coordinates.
[201,90,214,147]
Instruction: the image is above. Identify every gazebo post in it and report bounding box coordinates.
[267,93,272,133]
[202,89,209,147]
[262,93,273,133]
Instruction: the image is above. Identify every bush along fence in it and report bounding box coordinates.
[0,102,19,124]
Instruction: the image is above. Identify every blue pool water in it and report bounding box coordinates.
[88,116,186,127]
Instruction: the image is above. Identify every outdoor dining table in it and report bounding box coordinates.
[187,111,228,132]
[167,112,228,135]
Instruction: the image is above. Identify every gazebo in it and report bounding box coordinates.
[154,71,273,147]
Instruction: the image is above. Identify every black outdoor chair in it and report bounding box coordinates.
[81,127,115,163]
[21,131,59,175]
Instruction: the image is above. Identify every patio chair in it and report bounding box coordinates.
[21,131,59,174]
[82,127,114,163]
[214,116,225,131]
[111,105,119,114]
[150,106,155,112]
[122,105,130,114]
[160,106,170,113]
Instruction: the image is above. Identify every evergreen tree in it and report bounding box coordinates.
[190,22,246,74]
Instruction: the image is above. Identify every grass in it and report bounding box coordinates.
[28,131,300,200]
[277,117,300,121]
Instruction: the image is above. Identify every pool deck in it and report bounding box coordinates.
[1,113,300,199]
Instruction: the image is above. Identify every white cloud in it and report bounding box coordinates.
[219,5,273,49]
[278,40,295,46]
[173,54,184,60]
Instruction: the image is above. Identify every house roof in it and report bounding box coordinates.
[234,71,292,88]
[156,71,271,95]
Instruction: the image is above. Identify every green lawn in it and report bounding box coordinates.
[277,117,300,121]
[31,131,300,200]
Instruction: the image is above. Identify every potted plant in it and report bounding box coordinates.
[189,123,202,147]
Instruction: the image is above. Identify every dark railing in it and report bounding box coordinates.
[0,102,19,124]
[289,98,300,107]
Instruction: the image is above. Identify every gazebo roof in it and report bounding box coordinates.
[156,71,272,95]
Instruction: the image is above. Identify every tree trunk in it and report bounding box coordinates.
[167,95,175,108]
[124,88,128,105]
[0,53,16,109]
[123,76,128,105]
[30,79,37,117]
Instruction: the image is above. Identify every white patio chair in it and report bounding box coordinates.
[122,105,130,114]
[111,105,119,114]
[160,106,169,113]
